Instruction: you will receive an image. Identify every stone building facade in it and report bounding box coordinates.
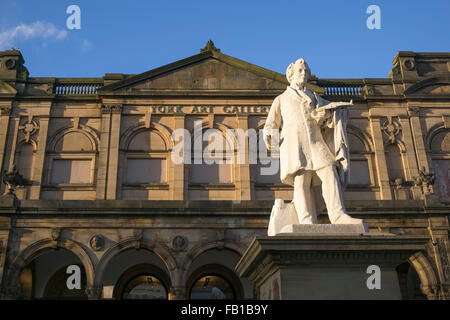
[0,42,449,299]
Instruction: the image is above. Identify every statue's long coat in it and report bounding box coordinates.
[263,86,350,190]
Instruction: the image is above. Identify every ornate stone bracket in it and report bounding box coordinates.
[414,167,436,195]
[2,165,29,195]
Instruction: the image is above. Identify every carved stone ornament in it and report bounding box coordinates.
[51,228,61,241]
[172,235,188,251]
[101,104,123,114]
[381,116,401,143]
[436,238,450,281]
[200,40,220,53]
[2,165,28,195]
[403,58,415,71]
[18,117,39,143]
[4,59,16,70]
[0,106,12,115]
[89,234,105,251]
[414,167,436,194]
[407,106,420,116]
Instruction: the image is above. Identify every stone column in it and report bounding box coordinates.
[168,286,186,300]
[1,116,19,194]
[369,116,393,199]
[96,105,112,199]
[106,105,122,200]
[235,115,251,200]
[407,106,435,196]
[0,216,12,292]
[428,215,450,299]
[0,106,12,175]
[171,114,185,200]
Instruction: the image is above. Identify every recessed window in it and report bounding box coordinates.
[191,163,232,184]
[126,158,167,184]
[51,159,91,184]
[349,160,371,185]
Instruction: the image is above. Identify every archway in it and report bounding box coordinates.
[186,264,241,299]
[112,264,170,299]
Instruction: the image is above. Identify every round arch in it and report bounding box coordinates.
[112,263,171,299]
[5,238,95,296]
[179,240,246,285]
[409,251,439,298]
[94,237,178,288]
[188,121,238,154]
[347,124,374,153]
[426,125,450,153]
[120,122,173,151]
[185,264,244,300]
[47,125,100,152]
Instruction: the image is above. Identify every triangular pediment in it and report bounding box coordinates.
[99,47,324,93]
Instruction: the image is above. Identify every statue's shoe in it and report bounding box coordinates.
[332,214,364,225]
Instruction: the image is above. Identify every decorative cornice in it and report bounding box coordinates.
[101,104,123,114]
[0,106,12,115]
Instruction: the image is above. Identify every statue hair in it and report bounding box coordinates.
[286,58,311,84]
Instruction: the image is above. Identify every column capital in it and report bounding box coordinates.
[85,285,103,300]
[101,104,123,114]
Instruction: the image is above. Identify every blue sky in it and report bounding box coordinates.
[0,0,448,79]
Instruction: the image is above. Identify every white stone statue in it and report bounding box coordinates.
[264,58,366,236]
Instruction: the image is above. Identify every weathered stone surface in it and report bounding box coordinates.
[235,235,430,300]
[278,223,369,235]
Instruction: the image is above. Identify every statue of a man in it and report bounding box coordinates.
[264,58,363,226]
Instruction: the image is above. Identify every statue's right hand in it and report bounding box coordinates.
[264,133,272,150]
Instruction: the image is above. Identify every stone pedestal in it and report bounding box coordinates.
[235,234,429,300]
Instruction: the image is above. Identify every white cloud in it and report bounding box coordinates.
[81,39,93,53]
[0,21,68,49]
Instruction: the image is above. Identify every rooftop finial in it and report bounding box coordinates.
[200,40,220,53]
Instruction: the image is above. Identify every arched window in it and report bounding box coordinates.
[252,128,281,185]
[429,129,450,201]
[125,130,168,184]
[121,127,170,200]
[190,127,233,185]
[347,131,374,186]
[45,128,98,188]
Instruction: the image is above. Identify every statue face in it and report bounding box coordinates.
[291,64,310,87]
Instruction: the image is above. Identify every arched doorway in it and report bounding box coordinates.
[16,248,89,299]
[189,274,235,299]
[186,264,243,300]
[43,265,87,299]
[396,262,427,300]
[111,263,171,300]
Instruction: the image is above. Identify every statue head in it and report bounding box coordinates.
[286,58,311,88]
